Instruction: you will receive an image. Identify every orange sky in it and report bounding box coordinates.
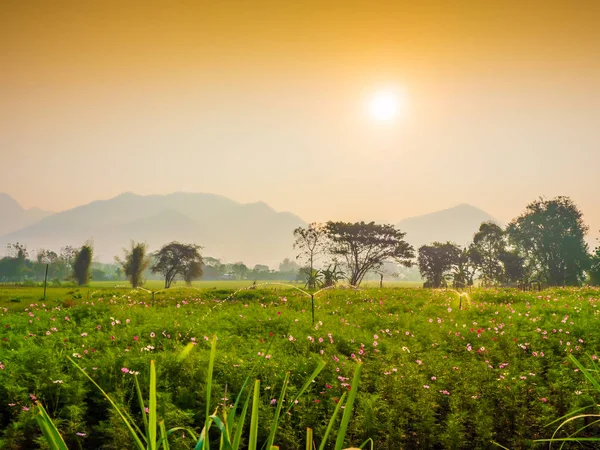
[1,0,599,237]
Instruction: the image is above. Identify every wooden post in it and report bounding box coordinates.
[43,263,49,300]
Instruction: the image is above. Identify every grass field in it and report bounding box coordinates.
[1,284,599,449]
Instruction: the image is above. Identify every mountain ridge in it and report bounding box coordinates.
[0,192,531,265]
[0,193,54,236]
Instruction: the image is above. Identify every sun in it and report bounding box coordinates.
[367,89,403,122]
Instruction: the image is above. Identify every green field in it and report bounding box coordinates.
[1,285,599,449]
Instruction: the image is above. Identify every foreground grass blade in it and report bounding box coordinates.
[149,360,157,450]
[334,362,362,450]
[35,402,69,450]
[265,372,290,449]
[358,437,374,449]
[570,354,600,393]
[232,391,251,450]
[133,375,150,443]
[159,421,170,450]
[249,380,261,450]
[177,342,196,362]
[306,427,313,450]
[194,335,218,450]
[227,332,278,434]
[283,360,326,416]
[156,427,199,448]
[318,392,347,450]
[208,414,233,450]
[67,356,146,450]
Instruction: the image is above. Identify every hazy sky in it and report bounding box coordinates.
[1,0,599,236]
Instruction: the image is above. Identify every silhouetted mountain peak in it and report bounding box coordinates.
[398,203,499,248]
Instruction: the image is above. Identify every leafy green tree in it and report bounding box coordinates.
[252,264,270,274]
[507,196,590,286]
[470,222,506,286]
[91,268,107,281]
[116,242,151,288]
[151,242,203,288]
[324,221,414,286]
[231,262,249,280]
[418,242,461,288]
[293,223,326,289]
[73,244,93,286]
[279,258,300,274]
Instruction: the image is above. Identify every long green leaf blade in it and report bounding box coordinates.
[266,372,290,449]
[159,421,170,450]
[134,374,150,442]
[67,356,146,450]
[306,427,313,450]
[232,392,251,450]
[35,403,69,450]
[249,380,261,450]
[283,360,326,416]
[334,363,362,450]
[318,392,347,450]
[149,360,157,450]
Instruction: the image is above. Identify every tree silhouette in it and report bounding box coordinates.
[151,242,203,289]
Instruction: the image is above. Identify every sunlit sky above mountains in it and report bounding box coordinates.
[1,0,599,235]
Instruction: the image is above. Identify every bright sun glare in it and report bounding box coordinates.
[368,90,402,122]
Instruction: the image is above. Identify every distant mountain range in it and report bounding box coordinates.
[0,192,505,266]
[0,193,53,236]
[0,193,306,266]
[397,203,500,249]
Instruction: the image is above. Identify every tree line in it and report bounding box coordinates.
[417,197,596,288]
[1,196,598,289]
[293,196,599,289]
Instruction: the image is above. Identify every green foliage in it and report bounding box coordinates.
[324,221,414,286]
[151,242,204,288]
[417,242,461,288]
[507,196,590,286]
[117,242,151,288]
[470,221,506,286]
[2,285,600,449]
[294,224,326,289]
[72,244,93,286]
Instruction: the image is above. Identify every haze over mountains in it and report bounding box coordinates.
[4,191,594,267]
[0,193,53,236]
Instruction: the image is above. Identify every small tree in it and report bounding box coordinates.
[293,223,326,289]
[324,221,414,286]
[73,244,93,286]
[116,242,150,288]
[418,242,461,288]
[151,242,203,289]
[321,263,345,287]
